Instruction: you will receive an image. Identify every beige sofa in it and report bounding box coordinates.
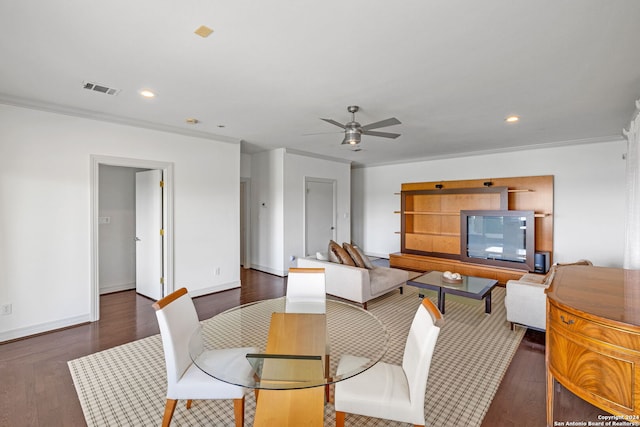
[296,256,408,309]
[504,260,592,331]
[504,272,552,331]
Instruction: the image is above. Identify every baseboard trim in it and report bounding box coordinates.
[100,282,135,295]
[250,264,286,277]
[0,314,92,343]
[365,252,390,259]
[188,281,240,298]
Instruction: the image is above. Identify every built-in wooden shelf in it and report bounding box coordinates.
[404,211,460,215]
[392,175,554,281]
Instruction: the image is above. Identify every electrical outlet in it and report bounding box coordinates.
[1,304,12,315]
[215,267,221,276]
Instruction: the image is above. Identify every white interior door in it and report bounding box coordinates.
[305,179,336,256]
[135,169,163,300]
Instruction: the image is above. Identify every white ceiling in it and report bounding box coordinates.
[1,0,639,167]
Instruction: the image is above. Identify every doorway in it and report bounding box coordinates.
[304,178,337,257]
[90,155,174,322]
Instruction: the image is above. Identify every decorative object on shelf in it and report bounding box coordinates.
[442,271,463,283]
[435,184,443,189]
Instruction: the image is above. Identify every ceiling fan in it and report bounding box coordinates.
[321,106,401,146]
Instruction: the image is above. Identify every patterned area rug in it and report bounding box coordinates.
[68,286,524,426]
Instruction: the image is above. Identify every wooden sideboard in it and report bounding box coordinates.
[546,266,640,426]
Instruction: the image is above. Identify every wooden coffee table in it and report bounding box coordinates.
[407,271,499,314]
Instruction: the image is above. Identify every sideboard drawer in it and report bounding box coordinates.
[548,303,640,352]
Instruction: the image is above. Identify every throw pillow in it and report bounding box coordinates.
[327,241,342,263]
[343,243,366,268]
[328,240,356,266]
[353,245,375,269]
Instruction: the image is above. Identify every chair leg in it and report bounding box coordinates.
[362,302,368,310]
[233,397,245,427]
[186,399,193,409]
[399,286,404,295]
[161,399,178,427]
[336,411,345,427]
[510,322,514,331]
[325,354,331,402]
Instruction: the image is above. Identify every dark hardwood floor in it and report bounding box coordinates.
[0,268,605,426]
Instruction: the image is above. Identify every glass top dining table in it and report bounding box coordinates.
[189,297,389,390]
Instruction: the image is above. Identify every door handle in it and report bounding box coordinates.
[330,226,335,230]
[135,237,141,242]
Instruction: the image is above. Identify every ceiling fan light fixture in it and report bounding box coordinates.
[342,129,361,145]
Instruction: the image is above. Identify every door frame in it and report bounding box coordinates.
[90,155,174,321]
[240,178,251,269]
[303,177,337,257]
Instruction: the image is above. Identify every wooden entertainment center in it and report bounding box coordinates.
[389,175,553,284]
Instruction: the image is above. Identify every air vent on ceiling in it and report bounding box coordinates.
[83,81,120,96]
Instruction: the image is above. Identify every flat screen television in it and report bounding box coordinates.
[460,210,535,272]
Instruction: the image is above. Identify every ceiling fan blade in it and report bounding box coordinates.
[363,130,401,139]
[302,131,342,136]
[361,117,401,131]
[321,118,346,129]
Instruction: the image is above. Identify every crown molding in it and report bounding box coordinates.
[0,94,240,145]
[284,147,352,165]
[353,135,625,169]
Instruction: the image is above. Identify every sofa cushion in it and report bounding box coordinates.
[353,245,375,269]
[369,267,408,296]
[329,240,356,266]
[327,241,341,263]
[316,251,329,261]
[343,243,366,268]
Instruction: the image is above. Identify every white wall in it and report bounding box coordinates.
[352,140,627,267]
[250,149,285,275]
[249,149,351,276]
[284,151,351,271]
[0,104,241,341]
[240,152,252,178]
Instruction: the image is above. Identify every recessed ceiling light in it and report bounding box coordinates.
[140,89,156,98]
[505,115,520,123]
[185,118,199,124]
[194,25,214,38]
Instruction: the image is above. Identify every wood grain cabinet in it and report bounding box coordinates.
[390,175,554,283]
[546,266,640,426]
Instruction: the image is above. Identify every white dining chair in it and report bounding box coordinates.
[285,267,331,401]
[334,297,444,427]
[153,287,256,427]
[285,267,326,314]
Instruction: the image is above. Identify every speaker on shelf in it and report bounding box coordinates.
[534,251,550,274]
